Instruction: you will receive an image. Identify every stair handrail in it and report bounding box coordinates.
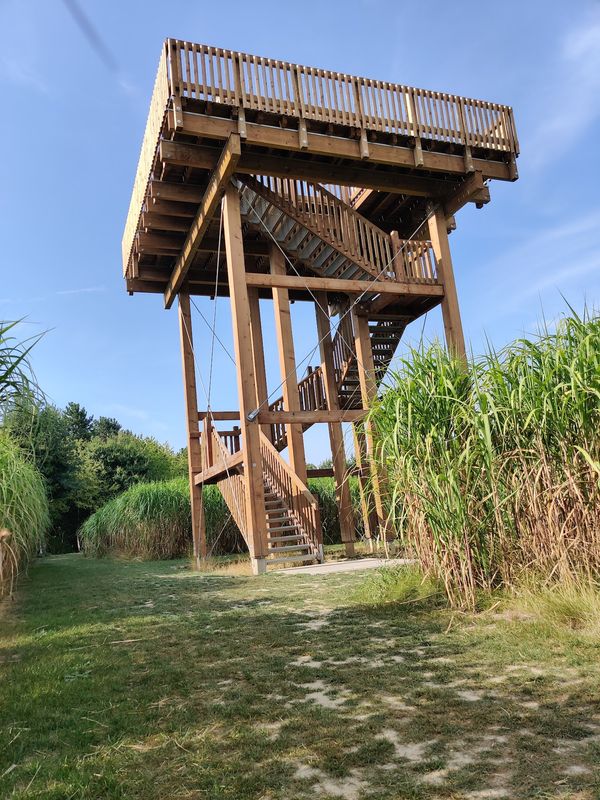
[209,422,248,541]
[259,431,322,556]
[242,175,395,281]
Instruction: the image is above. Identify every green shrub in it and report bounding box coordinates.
[0,430,49,595]
[79,479,245,560]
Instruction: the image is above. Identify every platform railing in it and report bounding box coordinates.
[167,41,518,154]
[123,38,517,276]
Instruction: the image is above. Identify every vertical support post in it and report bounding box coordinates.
[314,293,356,556]
[270,244,308,486]
[427,205,467,360]
[223,186,268,574]
[248,288,272,442]
[351,308,392,543]
[178,293,206,563]
[352,424,377,550]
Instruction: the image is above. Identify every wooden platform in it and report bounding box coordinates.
[122,40,518,304]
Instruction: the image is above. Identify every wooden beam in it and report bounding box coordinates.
[248,288,272,442]
[270,245,308,485]
[223,184,268,571]
[315,292,356,556]
[150,198,197,217]
[307,467,335,478]
[352,423,377,548]
[164,133,241,309]
[150,182,204,203]
[142,212,190,232]
[443,171,490,217]
[138,231,270,256]
[256,409,366,424]
[159,139,455,197]
[245,272,444,296]
[193,450,244,486]
[427,205,466,360]
[352,308,392,541]
[198,410,240,420]
[171,111,514,182]
[178,293,206,561]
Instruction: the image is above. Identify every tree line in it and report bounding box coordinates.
[4,401,186,552]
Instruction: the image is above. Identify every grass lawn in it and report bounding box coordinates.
[1,555,600,799]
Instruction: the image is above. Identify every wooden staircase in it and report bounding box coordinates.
[266,311,409,451]
[206,424,322,569]
[238,176,438,286]
[199,177,438,568]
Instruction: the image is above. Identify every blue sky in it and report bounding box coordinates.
[1,0,599,463]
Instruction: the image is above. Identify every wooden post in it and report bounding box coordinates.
[351,308,392,542]
[178,293,207,563]
[352,424,377,550]
[248,288,272,442]
[314,293,356,556]
[427,205,466,360]
[270,244,308,485]
[223,186,268,574]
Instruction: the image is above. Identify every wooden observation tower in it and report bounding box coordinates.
[122,40,519,573]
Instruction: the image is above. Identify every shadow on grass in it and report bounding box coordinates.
[0,555,599,799]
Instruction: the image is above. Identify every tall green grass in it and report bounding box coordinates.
[372,310,600,607]
[0,431,49,595]
[80,475,366,560]
[79,478,245,559]
[308,476,363,543]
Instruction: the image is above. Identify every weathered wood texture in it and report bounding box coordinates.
[178,293,206,560]
[164,133,241,308]
[222,185,268,562]
[122,39,519,276]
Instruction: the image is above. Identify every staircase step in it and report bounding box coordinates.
[267,553,319,565]
[267,516,292,524]
[267,534,304,543]
[267,544,310,553]
[268,524,300,533]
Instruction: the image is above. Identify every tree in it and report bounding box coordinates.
[91,416,122,440]
[63,402,93,441]
[5,403,84,552]
[82,433,179,506]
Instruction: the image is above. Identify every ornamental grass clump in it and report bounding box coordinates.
[0,431,49,596]
[79,479,245,559]
[372,310,600,607]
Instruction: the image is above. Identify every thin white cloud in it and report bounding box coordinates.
[56,286,106,296]
[476,207,600,319]
[0,56,50,95]
[526,7,600,169]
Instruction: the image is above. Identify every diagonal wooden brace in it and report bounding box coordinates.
[164,133,241,309]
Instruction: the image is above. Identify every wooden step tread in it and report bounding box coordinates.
[267,544,310,553]
[268,524,300,533]
[267,553,319,565]
[267,534,304,543]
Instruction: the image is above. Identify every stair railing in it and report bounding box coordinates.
[259,431,322,557]
[243,175,395,279]
[209,422,248,540]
